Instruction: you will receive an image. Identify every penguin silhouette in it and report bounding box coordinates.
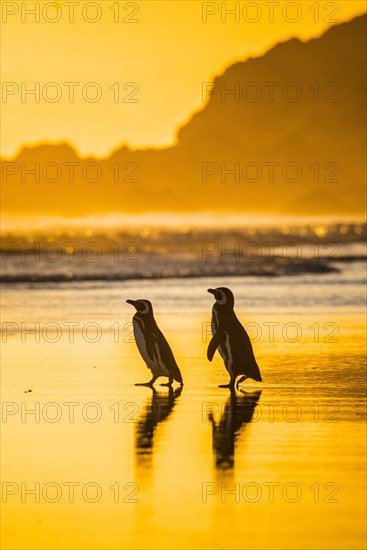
[126,299,184,387]
[207,287,262,389]
[209,389,262,469]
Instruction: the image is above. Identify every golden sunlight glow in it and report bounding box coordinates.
[1,0,366,157]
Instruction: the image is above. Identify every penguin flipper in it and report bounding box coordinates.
[134,316,157,364]
[146,333,158,363]
[207,330,224,361]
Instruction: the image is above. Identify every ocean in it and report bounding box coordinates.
[1,223,366,549]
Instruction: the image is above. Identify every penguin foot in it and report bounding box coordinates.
[160,377,174,387]
[236,375,247,389]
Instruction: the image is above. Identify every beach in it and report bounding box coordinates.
[1,261,366,549]
[2,3,366,547]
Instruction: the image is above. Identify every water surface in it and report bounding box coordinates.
[1,269,366,549]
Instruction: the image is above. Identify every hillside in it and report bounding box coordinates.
[1,14,366,216]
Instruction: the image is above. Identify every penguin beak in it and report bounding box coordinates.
[126,299,137,307]
[207,289,216,295]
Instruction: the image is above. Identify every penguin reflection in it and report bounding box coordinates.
[209,389,262,470]
[135,385,183,468]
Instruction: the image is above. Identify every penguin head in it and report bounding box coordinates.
[126,299,153,315]
[207,287,234,308]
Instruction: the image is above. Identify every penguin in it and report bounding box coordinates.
[207,287,262,389]
[126,299,183,387]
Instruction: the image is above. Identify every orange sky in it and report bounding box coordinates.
[1,0,366,157]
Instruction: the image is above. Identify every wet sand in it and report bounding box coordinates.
[1,273,366,549]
